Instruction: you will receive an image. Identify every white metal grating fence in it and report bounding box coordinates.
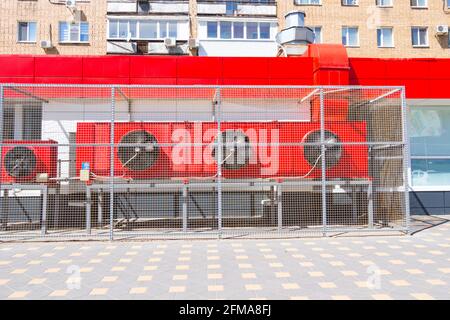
[0,84,409,240]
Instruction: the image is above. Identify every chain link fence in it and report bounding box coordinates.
[0,84,409,241]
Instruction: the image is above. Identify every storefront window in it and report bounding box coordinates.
[409,105,450,186]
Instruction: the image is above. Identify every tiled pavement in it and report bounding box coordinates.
[0,217,449,300]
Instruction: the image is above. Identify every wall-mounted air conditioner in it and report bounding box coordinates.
[40,40,53,49]
[164,37,176,48]
[188,38,199,49]
[137,0,150,14]
[436,25,449,35]
[65,0,76,9]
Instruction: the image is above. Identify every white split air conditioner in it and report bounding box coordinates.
[40,40,53,49]
[436,25,449,35]
[65,0,76,9]
[188,38,199,49]
[164,37,176,48]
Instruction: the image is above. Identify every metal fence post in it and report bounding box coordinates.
[110,87,116,241]
[216,87,222,239]
[400,87,411,234]
[320,87,327,237]
[0,85,3,195]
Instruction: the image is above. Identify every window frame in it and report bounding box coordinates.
[59,21,90,44]
[342,26,359,47]
[205,21,272,41]
[377,27,394,48]
[342,0,358,6]
[376,0,393,7]
[411,26,429,47]
[107,19,179,40]
[17,21,37,43]
[410,0,427,9]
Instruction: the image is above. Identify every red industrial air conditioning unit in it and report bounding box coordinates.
[1,140,58,183]
[76,121,368,181]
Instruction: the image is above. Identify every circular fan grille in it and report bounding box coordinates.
[303,130,342,169]
[213,130,252,170]
[3,146,37,178]
[117,130,160,171]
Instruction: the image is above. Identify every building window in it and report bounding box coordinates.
[294,0,321,4]
[207,21,218,38]
[247,22,258,39]
[342,27,359,46]
[17,22,37,43]
[233,22,244,39]
[225,1,238,15]
[411,27,428,47]
[342,0,358,5]
[311,26,322,43]
[411,0,427,8]
[377,27,394,47]
[2,105,42,140]
[108,20,178,40]
[259,23,270,39]
[220,21,232,39]
[409,106,450,187]
[59,22,89,43]
[376,0,393,7]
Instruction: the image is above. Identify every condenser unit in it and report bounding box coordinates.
[164,37,177,48]
[436,25,449,35]
[40,40,53,49]
[1,140,58,184]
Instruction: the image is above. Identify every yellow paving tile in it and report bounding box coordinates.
[405,269,424,275]
[130,287,147,295]
[299,262,314,267]
[401,251,416,256]
[90,288,109,296]
[49,290,69,297]
[292,254,305,259]
[320,253,334,258]
[172,274,187,281]
[359,260,374,266]
[11,268,27,274]
[28,278,46,285]
[138,275,153,282]
[372,294,393,300]
[380,269,391,275]
[332,295,351,300]
[148,257,161,262]
[178,257,191,262]
[341,270,358,276]
[208,249,219,253]
[181,244,193,248]
[45,268,60,273]
[126,251,138,256]
[389,259,405,265]
[426,279,446,286]
[101,276,118,283]
[119,258,132,263]
[238,263,253,269]
[176,265,190,270]
[207,264,221,270]
[282,283,300,290]
[79,267,93,273]
[58,260,72,265]
[143,265,158,271]
[0,279,11,285]
[263,254,277,259]
[308,271,324,277]
[241,273,257,279]
[329,261,345,267]
[390,280,411,287]
[438,268,450,274]
[319,282,337,289]
[180,250,191,255]
[0,260,11,266]
[89,259,102,264]
[207,256,220,261]
[153,250,165,255]
[208,285,224,292]
[27,260,42,265]
[411,293,435,300]
[275,272,291,278]
[418,259,435,264]
[111,266,126,272]
[13,254,26,258]
[269,262,283,268]
[429,251,444,255]
[97,252,110,256]
[354,281,369,288]
[169,286,186,293]
[208,273,223,280]
[70,252,82,257]
[235,255,249,260]
[375,252,390,257]
[245,284,262,291]
[8,291,29,299]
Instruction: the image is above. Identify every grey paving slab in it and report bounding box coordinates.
[1,216,450,300]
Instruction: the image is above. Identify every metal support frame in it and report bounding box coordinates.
[0,184,48,235]
[320,88,327,236]
[216,87,222,237]
[400,87,411,234]
[182,184,188,232]
[109,87,116,240]
[277,182,282,231]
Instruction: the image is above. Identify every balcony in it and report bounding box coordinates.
[198,0,277,17]
[107,0,189,14]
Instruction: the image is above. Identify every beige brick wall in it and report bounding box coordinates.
[0,0,106,55]
[278,0,450,58]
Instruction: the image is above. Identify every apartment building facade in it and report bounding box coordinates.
[0,0,106,55]
[1,0,449,57]
[280,0,450,58]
